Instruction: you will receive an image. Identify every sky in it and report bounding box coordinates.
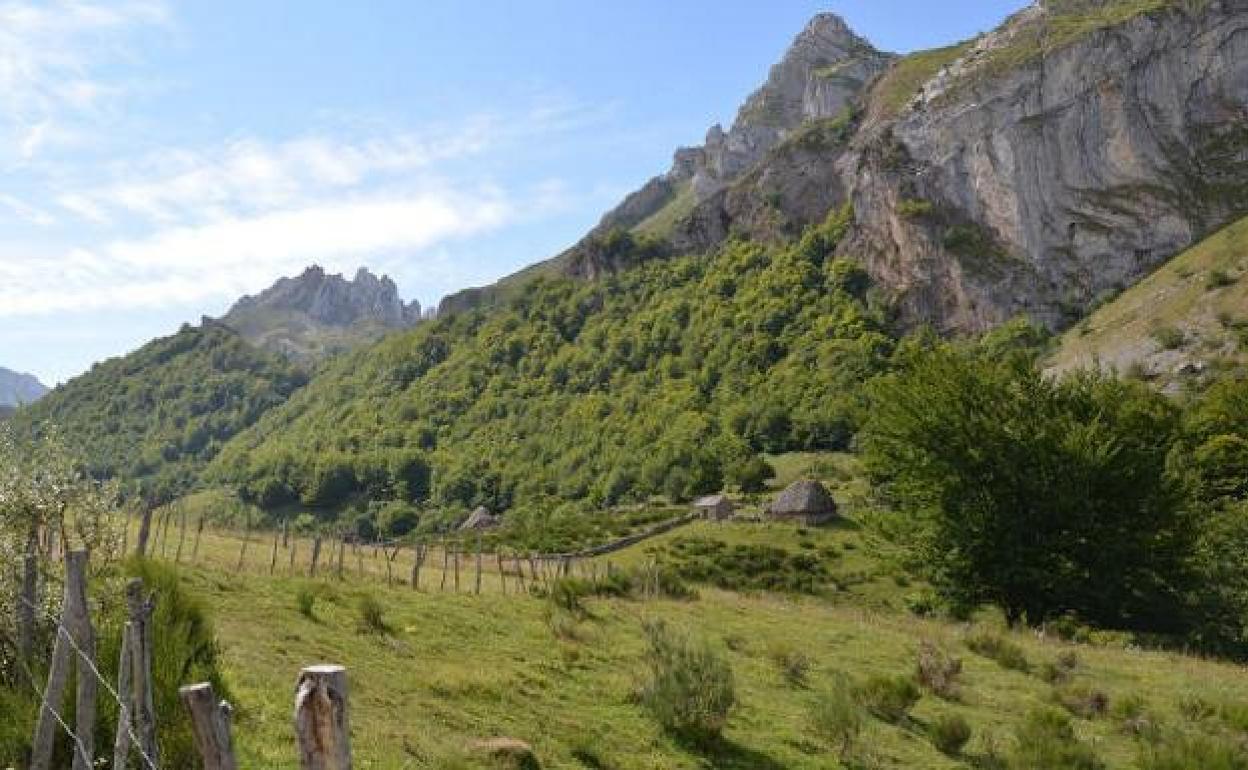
[0,0,1023,386]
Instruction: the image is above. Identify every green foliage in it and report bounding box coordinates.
[853,673,920,723]
[863,343,1188,628]
[1137,733,1248,770]
[654,535,836,594]
[214,208,892,515]
[1207,268,1238,289]
[1151,325,1187,350]
[358,593,389,634]
[767,642,814,687]
[725,455,775,493]
[807,678,863,760]
[638,620,736,746]
[896,198,934,219]
[1009,708,1104,770]
[928,712,972,756]
[965,631,1031,673]
[14,324,306,504]
[296,585,318,619]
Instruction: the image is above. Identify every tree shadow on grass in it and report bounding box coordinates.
[678,735,788,770]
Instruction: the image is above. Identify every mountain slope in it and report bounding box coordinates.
[441,1,1248,338]
[16,323,307,502]
[221,265,422,363]
[212,210,895,515]
[1048,213,1248,385]
[0,366,48,407]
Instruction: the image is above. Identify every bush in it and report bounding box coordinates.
[1137,733,1248,770]
[1052,683,1109,719]
[1010,708,1103,770]
[1151,325,1186,350]
[638,620,736,745]
[768,643,814,687]
[548,577,592,615]
[296,585,318,618]
[853,673,920,724]
[965,630,1030,672]
[808,678,863,760]
[915,640,962,699]
[1207,269,1237,290]
[929,712,972,756]
[1039,650,1080,684]
[357,593,389,634]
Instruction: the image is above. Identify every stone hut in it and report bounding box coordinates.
[692,494,734,520]
[765,480,838,526]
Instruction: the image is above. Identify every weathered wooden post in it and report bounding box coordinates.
[31,551,97,770]
[180,682,237,770]
[514,555,526,592]
[439,545,449,592]
[290,535,299,573]
[192,516,205,563]
[112,621,133,770]
[236,513,253,572]
[474,537,483,595]
[282,519,290,548]
[411,543,427,590]
[136,505,154,557]
[337,536,347,580]
[309,536,323,577]
[127,578,159,768]
[453,546,461,593]
[294,664,352,770]
[496,552,507,595]
[270,528,281,574]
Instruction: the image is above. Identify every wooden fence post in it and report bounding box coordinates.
[180,682,237,770]
[112,621,133,770]
[31,551,96,770]
[136,505,154,557]
[496,552,507,595]
[439,545,449,591]
[515,555,527,592]
[193,516,205,563]
[411,544,426,590]
[310,536,323,578]
[337,537,347,580]
[453,547,461,593]
[474,538,483,595]
[294,665,352,769]
[127,578,159,767]
[282,519,289,548]
[289,536,299,573]
[270,529,281,574]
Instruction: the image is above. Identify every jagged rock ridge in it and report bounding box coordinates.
[221,266,422,362]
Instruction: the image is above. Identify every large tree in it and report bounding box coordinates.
[861,345,1189,628]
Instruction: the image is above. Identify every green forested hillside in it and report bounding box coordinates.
[16,323,307,502]
[212,208,898,517]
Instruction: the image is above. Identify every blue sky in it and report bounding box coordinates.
[0,0,1022,385]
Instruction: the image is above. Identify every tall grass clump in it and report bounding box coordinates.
[296,585,318,619]
[916,640,962,699]
[638,620,736,746]
[929,712,972,756]
[1010,708,1103,770]
[853,673,921,724]
[808,676,863,761]
[965,630,1030,672]
[357,593,390,634]
[1137,732,1248,770]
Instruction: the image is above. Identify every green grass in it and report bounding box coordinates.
[633,182,697,239]
[870,43,972,119]
[175,553,1248,769]
[1048,214,1248,383]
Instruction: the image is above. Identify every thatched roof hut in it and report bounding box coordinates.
[766,480,838,525]
[692,494,734,520]
[459,506,500,531]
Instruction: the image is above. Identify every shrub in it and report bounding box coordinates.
[296,585,318,619]
[1207,269,1237,290]
[853,673,921,724]
[929,712,972,756]
[548,577,592,615]
[915,640,962,699]
[639,620,736,745]
[1010,708,1103,770]
[1039,650,1081,684]
[768,643,814,687]
[808,678,863,760]
[898,198,935,219]
[357,593,389,634]
[965,630,1030,672]
[1052,683,1109,719]
[1137,733,1248,770]
[1151,325,1186,350]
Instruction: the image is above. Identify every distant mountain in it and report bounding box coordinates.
[220,265,423,363]
[0,367,48,407]
[14,323,307,502]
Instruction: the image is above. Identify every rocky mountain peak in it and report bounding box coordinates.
[0,367,49,407]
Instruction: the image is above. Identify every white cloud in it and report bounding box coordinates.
[0,0,168,163]
[0,190,513,317]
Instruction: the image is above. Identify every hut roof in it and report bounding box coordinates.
[767,480,837,516]
[460,506,500,531]
[692,494,729,508]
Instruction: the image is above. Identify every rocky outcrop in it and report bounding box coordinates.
[0,367,48,407]
[843,0,1248,332]
[222,266,422,361]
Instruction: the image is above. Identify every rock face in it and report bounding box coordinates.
[441,2,1248,337]
[589,13,893,239]
[222,266,421,362]
[845,0,1248,332]
[0,367,48,407]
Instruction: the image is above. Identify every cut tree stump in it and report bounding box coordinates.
[180,682,237,770]
[294,664,352,769]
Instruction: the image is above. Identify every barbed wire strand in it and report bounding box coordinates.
[18,594,160,770]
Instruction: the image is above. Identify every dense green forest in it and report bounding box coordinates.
[15,324,307,504]
[211,207,897,518]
